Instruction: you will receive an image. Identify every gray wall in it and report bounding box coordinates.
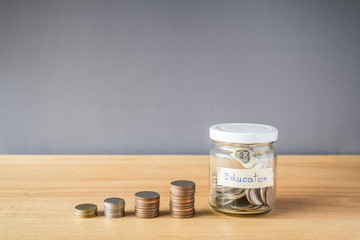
[0,0,359,154]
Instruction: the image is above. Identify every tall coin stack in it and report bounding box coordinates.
[170,180,196,218]
[74,203,97,218]
[134,191,160,218]
[104,197,125,218]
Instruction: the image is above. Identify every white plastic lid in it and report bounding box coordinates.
[210,123,278,144]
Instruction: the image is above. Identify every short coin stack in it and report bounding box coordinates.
[134,191,160,218]
[104,197,125,218]
[170,180,196,218]
[74,203,97,218]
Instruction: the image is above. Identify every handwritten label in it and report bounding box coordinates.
[217,167,274,188]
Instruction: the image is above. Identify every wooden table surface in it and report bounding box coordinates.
[0,155,359,239]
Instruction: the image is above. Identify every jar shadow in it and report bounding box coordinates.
[258,197,309,218]
[194,209,215,217]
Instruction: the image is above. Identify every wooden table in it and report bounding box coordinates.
[0,155,359,239]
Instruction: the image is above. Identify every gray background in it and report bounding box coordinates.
[0,0,359,154]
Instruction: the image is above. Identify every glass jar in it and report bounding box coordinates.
[209,123,278,215]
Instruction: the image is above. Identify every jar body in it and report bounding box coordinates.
[209,141,277,215]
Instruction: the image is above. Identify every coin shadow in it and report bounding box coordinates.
[159,210,170,217]
[125,210,135,217]
[197,197,307,219]
[254,197,308,218]
[159,209,212,218]
[123,210,167,217]
[194,209,215,217]
[122,209,217,218]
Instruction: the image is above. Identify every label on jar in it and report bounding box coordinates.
[229,148,265,169]
[217,167,274,188]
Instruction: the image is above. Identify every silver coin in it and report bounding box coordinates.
[245,188,263,206]
[253,205,270,212]
[104,204,125,208]
[104,208,125,212]
[104,197,125,205]
[230,196,252,210]
[266,187,275,207]
[248,204,263,210]
[214,186,236,193]
[104,207,125,212]
[223,188,245,200]
[245,189,254,205]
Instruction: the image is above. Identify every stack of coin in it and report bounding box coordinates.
[104,197,125,218]
[74,203,97,218]
[169,180,196,218]
[134,191,160,218]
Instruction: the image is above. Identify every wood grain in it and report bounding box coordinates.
[0,155,359,239]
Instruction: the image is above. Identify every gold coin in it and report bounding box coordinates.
[74,203,97,214]
[74,211,97,218]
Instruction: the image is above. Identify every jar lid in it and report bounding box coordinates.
[209,123,278,144]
